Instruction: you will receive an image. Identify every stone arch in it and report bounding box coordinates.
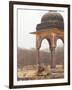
[57,35,64,43]
[36,37,50,66]
[40,38,50,50]
[60,37,64,43]
[56,38,64,47]
[38,38,50,66]
[55,38,64,67]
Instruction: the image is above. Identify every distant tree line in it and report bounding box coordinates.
[17,47,64,68]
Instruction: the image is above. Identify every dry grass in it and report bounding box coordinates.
[17,65,64,80]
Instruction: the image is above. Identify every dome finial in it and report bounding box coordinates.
[48,10,57,12]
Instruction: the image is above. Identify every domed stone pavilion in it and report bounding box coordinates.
[31,10,64,69]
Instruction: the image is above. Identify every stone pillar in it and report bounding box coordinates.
[36,35,42,70]
[36,48,40,67]
[50,47,56,68]
[50,33,56,69]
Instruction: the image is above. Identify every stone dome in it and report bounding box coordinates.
[41,12,63,23]
[36,11,64,31]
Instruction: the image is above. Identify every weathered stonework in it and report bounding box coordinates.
[30,11,64,70]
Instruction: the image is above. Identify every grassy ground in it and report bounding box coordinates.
[17,65,64,80]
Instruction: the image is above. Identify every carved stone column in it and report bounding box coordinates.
[36,35,42,69]
[50,47,56,68]
[50,33,57,69]
[36,48,40,67]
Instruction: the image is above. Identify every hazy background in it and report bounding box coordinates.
[18,9,64,49]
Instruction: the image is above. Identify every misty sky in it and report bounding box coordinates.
[18,9,64,49]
